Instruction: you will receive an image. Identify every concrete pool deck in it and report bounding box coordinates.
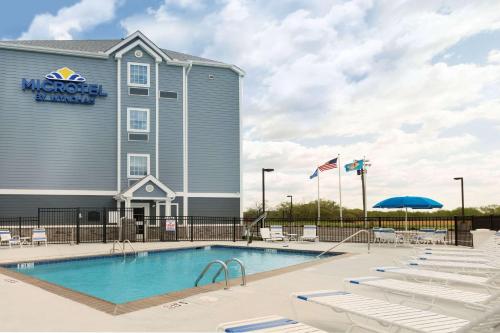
[0,241,483,332]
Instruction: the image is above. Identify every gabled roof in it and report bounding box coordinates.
[0,39,221,64]
[0,30,244,75]
[117,175,176,199]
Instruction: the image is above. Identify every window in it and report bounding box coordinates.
[127,108,149,133]
[129,87,149,96]
[128,62,150,87]
[128,133,149,141]
[128,154,150,179]
[160,91,178,99]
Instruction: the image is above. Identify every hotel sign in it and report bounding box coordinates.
[21,67,107,105]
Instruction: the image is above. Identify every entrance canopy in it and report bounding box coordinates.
[114,175,176,210]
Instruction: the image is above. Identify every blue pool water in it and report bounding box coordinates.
[7,246,332,304]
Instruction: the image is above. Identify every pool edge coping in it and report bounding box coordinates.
[0,244,351,316]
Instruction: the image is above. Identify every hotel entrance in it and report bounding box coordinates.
[131,202,149,241]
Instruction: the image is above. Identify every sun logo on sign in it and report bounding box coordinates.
[45,67,86,82]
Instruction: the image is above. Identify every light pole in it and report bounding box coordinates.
[287,195,293,220]
[454,177,465,220]
[262,168,274,214]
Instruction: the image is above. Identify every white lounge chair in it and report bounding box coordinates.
[298,225,318,242]
[345,276,499,310]
[270,225,288,241]
[420,249,491,257]
[432,229,448,244]
[32,228,47,247]
[406,259,500,274]
[292,290,500,332]
[373,266,500,290]
[378,228,403,246]
[372,227,382,244]
[259,228,284,242]
[0,230,21,248]
[217,315,327,332]
[415,228,435,244]
[415,254,493,264]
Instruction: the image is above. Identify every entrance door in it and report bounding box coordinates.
[131,203,149,241]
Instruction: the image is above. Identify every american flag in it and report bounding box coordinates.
[318,158,338,172]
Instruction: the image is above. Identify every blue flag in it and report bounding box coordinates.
[344,160,364,172]
[309,168,318,179]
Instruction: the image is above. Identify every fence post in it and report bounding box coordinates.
[454,216,458,246]
[102,207,107,243]
[18,216,22,237]
[76,208,81,244]
[37,208,41,228]
[175,216,179,241]
[233,217,236,242]
[190,216,194,242]
[378,217,382,228]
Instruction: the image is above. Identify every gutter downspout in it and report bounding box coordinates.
[183,61,193,218]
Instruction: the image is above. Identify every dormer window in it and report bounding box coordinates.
[128,62,150,87]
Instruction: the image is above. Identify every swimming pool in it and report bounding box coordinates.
[4,245,337,304]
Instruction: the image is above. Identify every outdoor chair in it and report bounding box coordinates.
[406,259,500,274]
[32,228,48,247]
[0,230,21,248]
[415,228,436,244]
[259,227,285,242]
[345,276,499,310]
[372,227,382,244]
[378,228,403,246]
[373,266,500,290]
[217,315,327,332]
[292,290,500,332]
[269,225,288,241]
[431,229,448,244]
[298,225,318,242]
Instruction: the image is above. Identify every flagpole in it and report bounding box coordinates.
[338,154,343,228]
[317,166,321,223]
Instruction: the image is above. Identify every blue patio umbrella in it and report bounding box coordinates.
[373,196,443,230]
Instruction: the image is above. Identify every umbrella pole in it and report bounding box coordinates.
[405,207,408,231]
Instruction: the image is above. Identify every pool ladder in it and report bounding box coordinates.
[110,239,137,258]
[194,258,246,290]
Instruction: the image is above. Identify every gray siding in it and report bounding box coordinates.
[188,197,240,217]
[0,49,117,190]
[188,66,240,193]
[158,65,184,192]
[133,181,167,197]
[0,195,114,217]
[120,46,157,190]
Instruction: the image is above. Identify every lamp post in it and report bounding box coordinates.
[262,168,274,214]
[453,177,465,220]
[286,195,293,220]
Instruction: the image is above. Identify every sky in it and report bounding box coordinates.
[2,0,500,211]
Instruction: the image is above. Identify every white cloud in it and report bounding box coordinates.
[487,49,500,64]
[120,1,500,210]
[19,0,119,40]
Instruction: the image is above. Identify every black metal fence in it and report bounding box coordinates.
[0,207,496,246]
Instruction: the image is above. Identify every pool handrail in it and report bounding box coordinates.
[110,239,137,257]
[195,260,230,289]
[317,229,371,257]
[212,258,246,286]
[123,239,136,257]
[246,212,267,245]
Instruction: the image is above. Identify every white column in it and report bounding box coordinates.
[155,60,160,179]
[116,57,122,192]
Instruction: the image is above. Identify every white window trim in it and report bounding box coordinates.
[127,107,150,133]
[127,62,150,88]
[127,153,150,179]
